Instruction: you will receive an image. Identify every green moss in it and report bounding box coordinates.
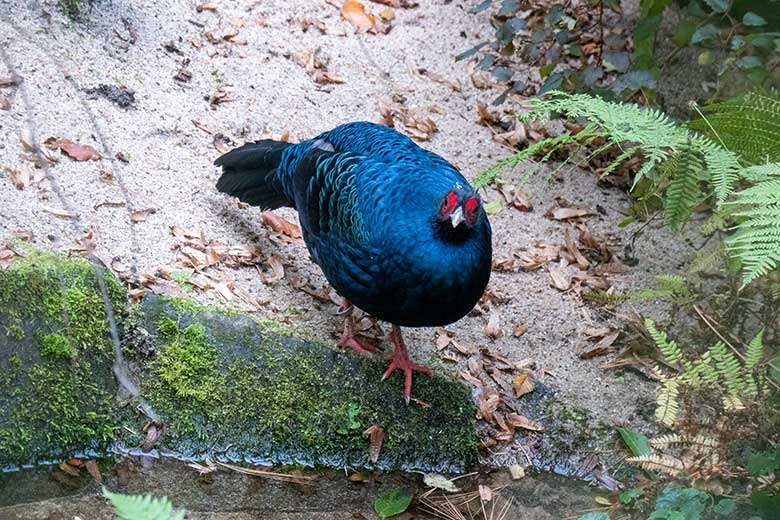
[0,248,124,466]
[39,333,73,359]
[141,296,478,471]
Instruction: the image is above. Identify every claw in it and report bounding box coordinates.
[337,298,377,355]
[381,325,432,404]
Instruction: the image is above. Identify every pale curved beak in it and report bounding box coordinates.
[450,206,464,227]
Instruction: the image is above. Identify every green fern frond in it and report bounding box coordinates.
[633,275,690,304]
[698,208,734,236]
[725,169,780,286]
[745,330,764,371]
[710,342,745,398]
[582,290,629,306]
[103,488,185,520]
[689,241,726,274]
[688,91,780,164]
[662,144,705,231]
[645,318,683,366]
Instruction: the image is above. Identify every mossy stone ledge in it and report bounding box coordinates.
[0,247,478,471]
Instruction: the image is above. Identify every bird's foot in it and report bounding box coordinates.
[381,325,432,404]
[337,311,377,355]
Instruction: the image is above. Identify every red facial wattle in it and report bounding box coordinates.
[441,191,459,217]
[464,196,479,225]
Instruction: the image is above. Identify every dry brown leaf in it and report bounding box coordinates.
[564,229,590,270]
[48,139,102,161]
[483,309,502,339]
[549,207,592,221]
[261,211,302,238]
[262,255,285,285]
[579,330,619,359]
[509,464,525,480]
[84,460,102,483]
[3,166,29,190]
[512,373,535,398]
[507,413,544,432]
[371,0,400,6]
[0,77,18,88]
[435,327,454,351]
[128,288,146,300]
[459,370,482,388]
[512,323,529,337]
[41,206,77,219]
[14,230,33,242]
[141,421,164,452]
[548,267,571,291]
[378,6,394,21]
[0,94,10,111]
[418,69,460,91]
[363,424,384,463]
[341,0,376,33]
[476,101,496,125]
[313,70,346,84]
[130,208,157,223]
[59,461,80,476]
[192,119,215,135]
[478,484,493,502]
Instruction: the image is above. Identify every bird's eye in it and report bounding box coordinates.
[464,196,479,225]
[441,191,459,216]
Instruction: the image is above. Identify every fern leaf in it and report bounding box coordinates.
[645,319,683,366]
[685,433,720,452]
[689,240,726,274]
[656,378,680,427]
[663,144,704,230]
[103,488,185,520]
[649,433,684,449]
[710,342,745,399]
[745,330,764,371]
[626,454,686,475]
[688,91,780,164]
[725,170,780,287]
[582,290,629,306]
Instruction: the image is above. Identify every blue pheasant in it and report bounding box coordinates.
[215,122,492,402]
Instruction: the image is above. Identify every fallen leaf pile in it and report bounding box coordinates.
[378,96,438,141]
[130,225,272,309]
[292,49,346,85]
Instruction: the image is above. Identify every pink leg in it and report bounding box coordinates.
[336,298,377,355]
[381,325,433,404]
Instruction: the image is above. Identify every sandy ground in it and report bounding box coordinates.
[0,0,688,434]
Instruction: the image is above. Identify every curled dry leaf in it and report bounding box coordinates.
[261,210,302,238]
[341,0,376,33]
[434,327,454,351]
[264,255,285,284]
[3,166,29,190]
[363,424,384,463]
[509,464,525,480]
[478,484,493,502]
[141,421,164,453]
[507,413,544,432]
[476,101,496,125]
[548,266,571,291]
[512,373,535,398]
[130,208,157,223]
[84,460,102,483]
[423,473,460,493]
[579,330,619,359]
[512,323,529,337]
[549,206,592,221]
[483,309,502,339]
[48,138,102,161]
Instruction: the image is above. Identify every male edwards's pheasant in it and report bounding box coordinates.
[215,122,492,403]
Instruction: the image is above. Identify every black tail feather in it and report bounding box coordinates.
[215,139,293,209]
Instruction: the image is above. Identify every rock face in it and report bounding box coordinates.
[0,248,478,472]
